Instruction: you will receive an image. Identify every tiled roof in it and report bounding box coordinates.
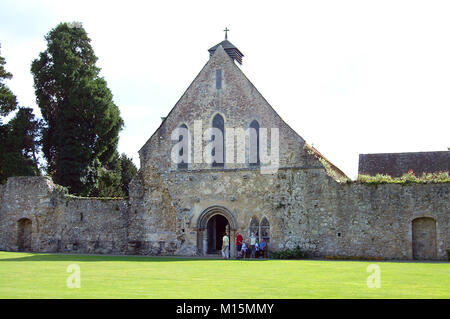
[358,151,450,177]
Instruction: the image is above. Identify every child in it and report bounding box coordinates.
[241,242,247,259]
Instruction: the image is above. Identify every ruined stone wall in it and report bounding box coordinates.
[128,165,449,260]
[273,170,449,260]
[0,183,5,250]
[0,176,128,254]
[0,174,447,259]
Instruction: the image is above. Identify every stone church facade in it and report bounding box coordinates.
[0,39,448,260]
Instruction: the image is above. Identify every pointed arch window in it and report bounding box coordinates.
[178,124,188,169]
[249,217,260,238]
[212,114,225,167]
[249,120,260,166]
[260,217,270,243]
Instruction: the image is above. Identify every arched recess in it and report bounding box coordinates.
[197,206,237,231]
[412,217,437,260]
[18,218,32,252]
[177,123,189,169]
[212,114,225,167]
[249,216,260,238]
[260,217,270,243]
[197,206,237,256]
[249,120,260,166]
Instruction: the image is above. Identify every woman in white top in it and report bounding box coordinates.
[221,233,229,259]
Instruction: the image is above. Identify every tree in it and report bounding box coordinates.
[0,42,18,118]
[96,164,124,198]
[89,153,137,198]
[0,44,41,183]
[31,22,123,195]
[118,153,137,197]
[0,107,43,183]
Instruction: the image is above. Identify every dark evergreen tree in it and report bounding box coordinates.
[89,153,137,198]
[118,153,137,197]
[0,45,41,183]
[96,164,124,198]
[0,107,43,183]
[0,42,18,119]
[31,22,123,195]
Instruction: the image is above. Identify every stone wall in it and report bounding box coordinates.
[126,165,448,260]
[274,170,449,260]
[0,174,448,260]
[0,176,128,254]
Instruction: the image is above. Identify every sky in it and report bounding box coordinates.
[0,0,449,178]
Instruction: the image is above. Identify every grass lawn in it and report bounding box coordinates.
[0,251,448,298]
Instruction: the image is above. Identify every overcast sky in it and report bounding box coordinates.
[1,0,449,178]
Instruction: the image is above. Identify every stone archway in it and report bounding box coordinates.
[18,218,32,252]
[206,214,229,254]
[197,206,237,257]
[412,217,437,260]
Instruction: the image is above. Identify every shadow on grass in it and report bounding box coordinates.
[0,251,272,263]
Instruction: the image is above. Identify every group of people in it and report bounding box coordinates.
[221,231,268,259]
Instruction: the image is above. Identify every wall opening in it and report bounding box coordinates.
[249,120,260,166]
[207,214,229,254]
[412,217,437,260]
[18,218,32,252]
[212,114,225,167]
[260,217,270,244]
[249,216,259,238]
[216,69,222,89]
[197,205,237,256]
[177,124,189,169]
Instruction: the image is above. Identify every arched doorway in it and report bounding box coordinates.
[18,218,32,252]
[412,217,437,260]
[207,215,229,254]
[197,206,237,256]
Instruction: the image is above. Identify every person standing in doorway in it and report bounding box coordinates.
[222,232,230,259]
[236,231,243,258]
[250,232,257,258]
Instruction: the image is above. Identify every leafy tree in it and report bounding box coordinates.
[0,108,42,183]
[31,22,123,195]
[0,45,41,183]
[96,165,124,198]
[118,153,137,196]
[0,43,18,118]
[90,153,137,198]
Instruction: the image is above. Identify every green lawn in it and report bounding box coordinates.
[0,251,448,298]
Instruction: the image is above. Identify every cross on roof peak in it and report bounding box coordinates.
[224,27,229,40]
